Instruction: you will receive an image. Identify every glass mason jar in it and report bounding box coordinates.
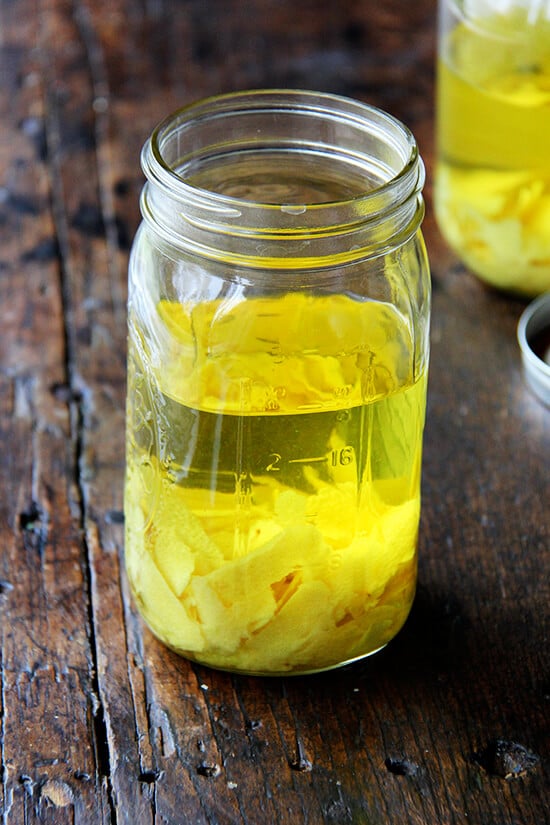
[435,0,550,296]
[125,90,431,676]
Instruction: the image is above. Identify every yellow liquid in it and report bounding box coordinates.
[125,293,427,675]
[435,11,550,295]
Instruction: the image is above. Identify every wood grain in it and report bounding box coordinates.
[0,0,548,823]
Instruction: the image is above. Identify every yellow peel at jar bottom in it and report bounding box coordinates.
[126,467,418,673]
[125,294,426,675]
[435,164,550,296]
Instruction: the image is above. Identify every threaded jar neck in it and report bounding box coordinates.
[140,89,425,269]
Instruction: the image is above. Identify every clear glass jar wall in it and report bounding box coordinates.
[125,90,431,675]
[435,0,550,296]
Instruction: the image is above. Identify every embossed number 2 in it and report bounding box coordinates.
[266,453,282,472]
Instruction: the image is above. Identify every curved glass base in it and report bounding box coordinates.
[175,642,390,678]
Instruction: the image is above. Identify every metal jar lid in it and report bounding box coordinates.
[517,293,550,407]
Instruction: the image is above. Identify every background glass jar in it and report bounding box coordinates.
[435,0,550,296]
[125,90,431,676]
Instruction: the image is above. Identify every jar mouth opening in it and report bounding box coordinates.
[143,89,422,218]
[446,0,550,39]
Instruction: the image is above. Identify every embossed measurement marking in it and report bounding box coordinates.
[288,456,327,464]
[266,447,354,472]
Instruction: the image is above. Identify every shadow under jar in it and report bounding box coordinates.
[125,90,431,676]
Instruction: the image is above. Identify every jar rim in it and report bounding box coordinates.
[139,89,425,267]
[143,89,421,213]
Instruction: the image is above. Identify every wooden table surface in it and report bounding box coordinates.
[1,1,548,823]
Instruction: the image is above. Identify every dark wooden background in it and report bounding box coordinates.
[0,0,548,823]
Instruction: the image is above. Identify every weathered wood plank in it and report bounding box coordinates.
[35,0,154,820]
[0,1,109,820]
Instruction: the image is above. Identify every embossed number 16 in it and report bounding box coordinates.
[331,447,353,466]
